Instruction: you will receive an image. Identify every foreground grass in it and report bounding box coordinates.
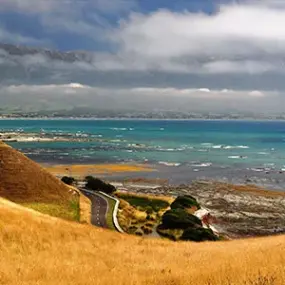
[21,198,80,222]
[1,198,285,285]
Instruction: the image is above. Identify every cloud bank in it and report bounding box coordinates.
[0,83,283,113]
[1,0,285,112]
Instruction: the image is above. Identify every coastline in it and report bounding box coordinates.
[43,162,285,197]
[43,160,285,239]
[37,160,285,191]
[3,119,285,191]
[2,117,285,122]
[113,180,285,239]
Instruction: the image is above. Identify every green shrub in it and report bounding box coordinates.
[85,176,116,194]
[156,225,183,241]
[61,176,75,185]
[171,195,200,210]
[116,193,169,212]
[180,227,218,242]
[145,206,153,214]
[161,208,202,229]
[146,214,156,221]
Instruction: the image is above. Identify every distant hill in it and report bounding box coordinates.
[0,42,93,63]
[0,141,71,203]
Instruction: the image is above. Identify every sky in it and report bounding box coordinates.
[1,0,285,113]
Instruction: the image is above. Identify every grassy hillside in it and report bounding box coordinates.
[0,142,79,220]
[0,197,285,285]
[0,142,71,202]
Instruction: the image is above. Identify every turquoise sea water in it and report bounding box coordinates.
[2,119,285,187]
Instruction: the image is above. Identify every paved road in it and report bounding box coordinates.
[81,190,108,228]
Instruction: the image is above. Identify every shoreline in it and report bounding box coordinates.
[114,181,285,238]
[2,117,285,122]
[41,160,285,238]
[43,162,285,196]
[40,161,285,191]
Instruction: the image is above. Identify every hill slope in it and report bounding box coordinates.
[0,197,285,285]
[0,141,71,203]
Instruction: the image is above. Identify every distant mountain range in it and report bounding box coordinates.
[0,43,93,63]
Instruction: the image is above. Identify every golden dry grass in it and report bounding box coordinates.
[231,184,285,198]
[78,192,91,224]
[117,192,173,234]
[0,142,80,221]
[20,200,80,221]
[0,142,71,203]
[117,191,174,204]
[44,163,154,177]
[117,199,147,231]
[70,186,91,224]
[213,182,285,198]
[1,197,285,285]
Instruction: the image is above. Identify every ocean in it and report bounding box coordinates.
[2,119,285,189]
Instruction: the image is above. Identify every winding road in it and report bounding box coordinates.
[81,190,109,228]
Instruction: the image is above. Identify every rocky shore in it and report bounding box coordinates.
[0,131,99,143]
[116,181,285,239]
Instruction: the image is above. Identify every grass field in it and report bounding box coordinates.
[1,197,285,285]
[21,198,80,222]
[116,192,170,212]
[116,192,172,235]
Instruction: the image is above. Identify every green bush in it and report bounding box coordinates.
[146,214,155,221]
[61,176,75,185]
[161,208,202,229]
[180,227,218,242]
[170,195,200,210]
[116,193,169,212]
[156,225,183,241]
[145,206,153,214]
[85,176,116,194]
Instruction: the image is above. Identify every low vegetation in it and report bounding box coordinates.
[158,195,218,242]
[85,176,116,194]
[161,208,202,229]
[61,176,76,186]
[1,198,285,285]
[116,192,169,213]
[21,197,80,222]
[170,195,200,210]
[116,192,171,236]
[181,227,218,242]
